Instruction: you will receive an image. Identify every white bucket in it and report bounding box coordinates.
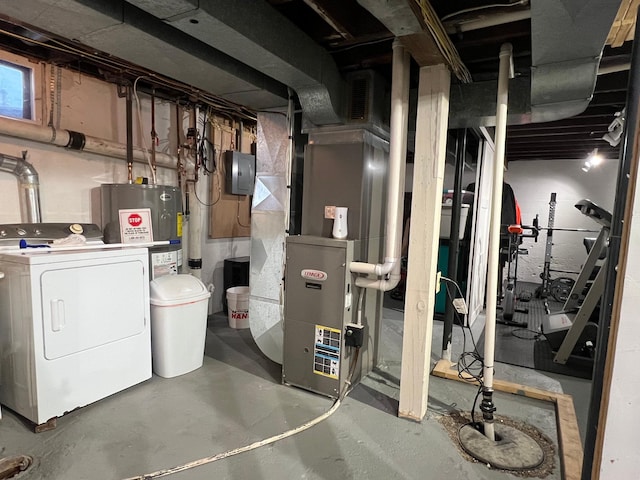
[226,286,250,329]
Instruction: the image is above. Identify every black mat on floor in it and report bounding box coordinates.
[476,282,593,380]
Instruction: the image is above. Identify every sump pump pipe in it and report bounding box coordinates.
[349,40,410,291]
[0,152,42,223]
[0,117,178,169]
[481,43,513,442]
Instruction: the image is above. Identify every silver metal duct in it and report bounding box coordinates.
[360,0,623,127]
[126,0,345,125]
[0,152,42,223]
[0,0,288,111]
[528,0,622,123]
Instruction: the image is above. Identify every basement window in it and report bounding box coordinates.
[0,60,33,120]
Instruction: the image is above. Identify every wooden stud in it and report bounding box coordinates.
[398,64,451,421]
[606,0,639,47]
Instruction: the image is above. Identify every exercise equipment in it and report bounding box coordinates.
[534,193,599,301]
[497,223,538,326]
[541,199,611,365]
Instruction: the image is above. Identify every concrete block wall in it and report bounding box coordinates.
[505,158,619,283]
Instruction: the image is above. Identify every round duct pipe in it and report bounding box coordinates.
[0,152,42,223]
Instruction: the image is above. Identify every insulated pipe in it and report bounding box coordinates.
[481,43,513,442]
[349,40,409,288]
[0,117,177,168]
[0,152,42,223]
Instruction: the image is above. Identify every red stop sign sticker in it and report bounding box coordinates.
[128,213,143,227]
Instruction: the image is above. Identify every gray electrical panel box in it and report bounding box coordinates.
[282,236,360,398]
[224,150,255,195]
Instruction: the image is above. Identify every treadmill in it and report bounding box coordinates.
[541,199,611,365]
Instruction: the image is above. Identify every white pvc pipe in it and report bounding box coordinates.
[188,173,204,281]
[355,272,401,291]
[482,43,513,442]
[444,10,531,34]
[0,117,178,169]
[349,39,409,290]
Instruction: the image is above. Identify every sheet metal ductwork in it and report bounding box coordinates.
[126,0,345,125]
[0,153,42,223]
[0,0,288,111]
[455,0,622,126]
[360,0,623,127]
[0,0,623,128]
[1,0,344,124]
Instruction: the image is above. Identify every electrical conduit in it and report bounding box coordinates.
[0,152,42,223]
[481,43,513,442]
[0,117,178,169]
[349,40,410,291]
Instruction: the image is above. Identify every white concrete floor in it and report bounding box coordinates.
[0,304,590,480]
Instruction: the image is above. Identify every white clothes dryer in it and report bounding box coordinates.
[0,246,151,426]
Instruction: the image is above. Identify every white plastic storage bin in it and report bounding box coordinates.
[149,274,211,378]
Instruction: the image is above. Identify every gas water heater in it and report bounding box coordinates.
[101,184,182,279]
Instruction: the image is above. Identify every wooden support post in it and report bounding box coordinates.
[398,64,450,421]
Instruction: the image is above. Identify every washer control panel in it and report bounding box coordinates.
[0,223,102,244]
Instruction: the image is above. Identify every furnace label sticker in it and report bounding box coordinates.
[314,325,340,379]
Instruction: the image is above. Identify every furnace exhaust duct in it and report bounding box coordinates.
[0,152,41,223]
[349,40,410,291]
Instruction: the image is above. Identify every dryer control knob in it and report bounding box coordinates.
[70,224,84,234]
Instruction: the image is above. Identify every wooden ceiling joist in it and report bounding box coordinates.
[607,0,639,47]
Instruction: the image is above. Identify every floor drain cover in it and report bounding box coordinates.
[0,455,33,479]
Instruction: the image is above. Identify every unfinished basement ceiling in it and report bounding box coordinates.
[0,0,634,162]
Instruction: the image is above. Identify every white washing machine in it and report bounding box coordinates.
[0,242,152,426]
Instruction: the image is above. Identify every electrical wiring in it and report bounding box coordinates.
[192,168,222,207]
[0,25,257,121]
[121,347,361,480]
[441,276,485,427]
[441,0,529,22]
[236,196,252,228]
[412,0,473,84]
[511,327,541,340]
